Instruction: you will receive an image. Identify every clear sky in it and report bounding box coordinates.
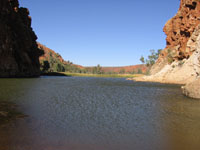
[20,0,180,66]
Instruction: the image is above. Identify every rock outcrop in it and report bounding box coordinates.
[151,0,200,75]
[133,0,200,98]
[182,79,200,99]
[0,0,40,77]
[181,24,200,98]
[164,0,200,58]
[135,24,200,84]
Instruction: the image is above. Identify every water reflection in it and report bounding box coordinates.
[0,77,200,150]
[0,78,39,150]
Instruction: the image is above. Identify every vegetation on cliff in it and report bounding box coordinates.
[38,43,83,73]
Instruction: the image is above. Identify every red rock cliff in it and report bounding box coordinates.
[0,0,40,77]
[151,0,200,74]
[164,0,200,59]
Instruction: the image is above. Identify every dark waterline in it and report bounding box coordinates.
[0,77,200,150]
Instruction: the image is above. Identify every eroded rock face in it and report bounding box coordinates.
[0,0,40,77]
[164,0,200,59]
[151,0,200,74]
[134,24,200,84]
[133,0,200,98]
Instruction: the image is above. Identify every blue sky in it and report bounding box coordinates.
[20,0,180,66]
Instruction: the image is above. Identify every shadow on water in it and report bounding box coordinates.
[0,77,200,150]
[0,79,35,126]
[41,72,71,77]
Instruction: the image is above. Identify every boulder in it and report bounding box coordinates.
[182,78,200,99]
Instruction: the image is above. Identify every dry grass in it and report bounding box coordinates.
[61,72,144,78]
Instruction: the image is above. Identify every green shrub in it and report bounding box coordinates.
[167,49,174,64]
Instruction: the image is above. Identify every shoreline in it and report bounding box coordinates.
[43,72,144,78]
[127,76,186,85]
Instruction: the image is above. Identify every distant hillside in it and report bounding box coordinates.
[38,42,83,73]
[38,42,147,74]
[101,65,147,74]
[84,65,147,74]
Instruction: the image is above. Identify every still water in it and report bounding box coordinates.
[0,77,200,150]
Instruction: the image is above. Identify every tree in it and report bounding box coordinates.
[140,56,145,64]
[137,68,142,74]
[119,69,125,74]
[96,64,102,74]
[156,49,162,58]
[55,63,65,72]
[131,70,135,74]
[40,60,50,73]
[141,49,162,67]
[91,64,103,74]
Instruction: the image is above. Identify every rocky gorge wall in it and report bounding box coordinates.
[0,0,40,77]
[134,0,200,98]
[135,24,200,84]
[151,0,200,75]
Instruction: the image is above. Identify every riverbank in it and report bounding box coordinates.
[127,75,186,85]
[41,72,144,78]
[41,72,70,76]
[128,75,200,99]
[61,72,144,78]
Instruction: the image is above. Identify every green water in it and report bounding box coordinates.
[0,77,200,150]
